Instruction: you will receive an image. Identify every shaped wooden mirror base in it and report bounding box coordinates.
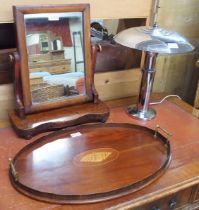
[9,101,109,139]
[9,5,110,139]
[8,47,109,139]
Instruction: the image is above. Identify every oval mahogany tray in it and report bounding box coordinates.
[9,123,171,204]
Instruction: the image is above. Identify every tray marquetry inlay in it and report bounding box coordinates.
[74,148,119,166]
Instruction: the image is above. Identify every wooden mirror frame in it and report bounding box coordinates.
[9,4,109,139]
[14,4,94,114]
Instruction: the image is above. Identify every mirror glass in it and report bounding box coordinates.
[24,12,85,104]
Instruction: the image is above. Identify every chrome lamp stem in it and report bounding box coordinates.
[127,51,158,120]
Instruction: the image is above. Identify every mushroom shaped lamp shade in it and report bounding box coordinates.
[114,25,195,120]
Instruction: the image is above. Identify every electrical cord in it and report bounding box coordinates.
[149,94,182,105]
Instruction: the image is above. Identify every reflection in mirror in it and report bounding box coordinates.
[24,12,85,104]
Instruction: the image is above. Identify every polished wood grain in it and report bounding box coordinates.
[9,123,171,204]
[9,5,110,139]
[12,52,25,119]
[0,97,198,209]
[13,4,93,114]
[9,100,109,139]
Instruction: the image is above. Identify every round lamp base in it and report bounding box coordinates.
[127,105,156,121]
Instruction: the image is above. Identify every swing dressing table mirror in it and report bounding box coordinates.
[9,4,109,139]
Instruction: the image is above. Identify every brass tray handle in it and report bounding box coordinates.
[154,124,172,140]
[8,123,172,204]
[9,158,19,182]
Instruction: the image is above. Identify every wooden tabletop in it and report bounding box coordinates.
[0,94,199,209]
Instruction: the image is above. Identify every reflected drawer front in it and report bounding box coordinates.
[132,187,192,210]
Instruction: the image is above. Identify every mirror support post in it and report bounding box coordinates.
[10,52,25,119]
[91,44,103,103]
[9,5,109,139]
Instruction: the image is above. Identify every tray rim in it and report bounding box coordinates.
[9,123,172,204]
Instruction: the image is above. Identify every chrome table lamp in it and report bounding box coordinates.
[114,24,194,120]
